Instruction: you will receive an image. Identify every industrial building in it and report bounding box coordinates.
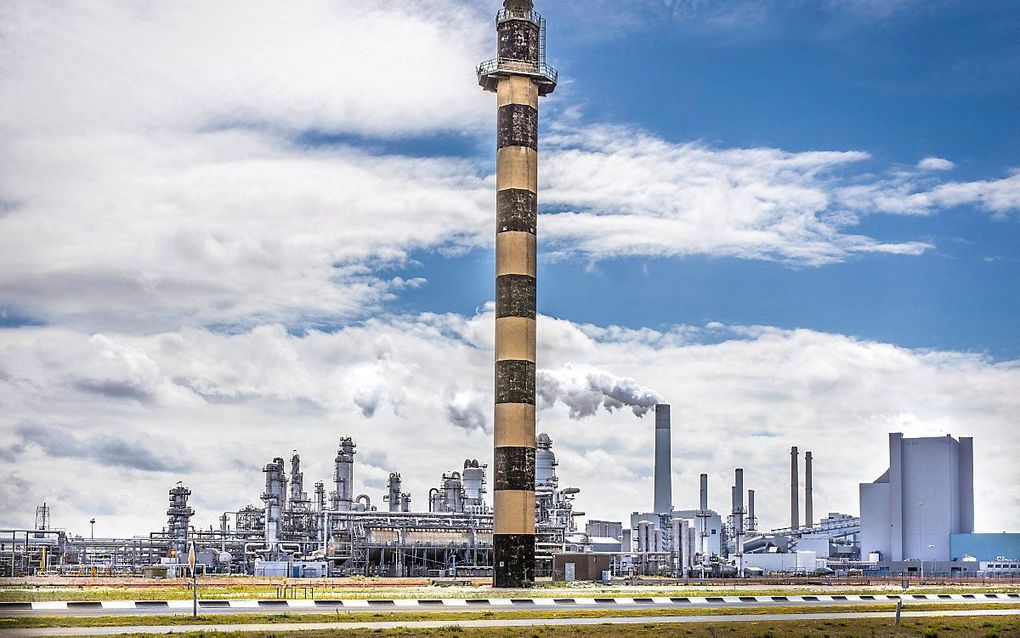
[860,433,974,563]
[857,432,1019,574]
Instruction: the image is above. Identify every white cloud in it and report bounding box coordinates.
[539,123,934,264]
[0,0,490,138]
[1,314,1017,536]
[917,157,956,171]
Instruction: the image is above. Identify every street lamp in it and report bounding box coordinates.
[89,518,96,573]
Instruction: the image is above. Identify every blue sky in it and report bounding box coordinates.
[0,0,1017,536]
[386,0,1020,358]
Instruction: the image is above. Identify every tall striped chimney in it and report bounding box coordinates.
[478,0,557,589]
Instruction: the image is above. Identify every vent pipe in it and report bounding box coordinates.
[790,446,799,530]
[653,404,672,514]
[805,451,813,529]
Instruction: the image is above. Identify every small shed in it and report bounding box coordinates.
[552,552,612,582]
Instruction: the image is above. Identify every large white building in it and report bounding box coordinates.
[859,433,974,562]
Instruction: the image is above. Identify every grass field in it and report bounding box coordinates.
[29,616,1020,638]
[3,603,1020,630]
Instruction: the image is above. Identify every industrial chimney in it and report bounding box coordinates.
[653,404,672,514]
[805,451,813,529]
[479,0,558,588]
[747,489,756,532]
[697,473,710,559]
[790,446,799,530]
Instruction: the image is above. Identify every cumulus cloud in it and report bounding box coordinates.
[540,124,934,264]
[537,364,663,418]
[2,314,1017,535]
[917,157,956,171]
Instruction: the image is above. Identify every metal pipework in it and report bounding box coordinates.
[790,446,799,530]
[653,404,672,514]
[805,451,813,529]
[733,468,744,577]
[480,0,558,589]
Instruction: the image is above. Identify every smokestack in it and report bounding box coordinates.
[790,446,799,530]
[748,489,756,531]
[653,404,672,514]
[805,451,813,529]
[699,473,708,512]
[697,472,709,559]
[482,0,557,589]
[734,468,744,520]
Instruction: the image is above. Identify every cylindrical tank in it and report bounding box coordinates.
[463,460,486,504]
[443,472,463,513]
[535,433,557,488]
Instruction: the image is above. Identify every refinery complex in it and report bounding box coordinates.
[3,406,1018,581]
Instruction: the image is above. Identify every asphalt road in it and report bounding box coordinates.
[4,608,1020,637]
[2,596,1017,618]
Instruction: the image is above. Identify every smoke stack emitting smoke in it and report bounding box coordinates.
[536,364,663,418]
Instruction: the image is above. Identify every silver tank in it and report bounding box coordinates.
[462,459,485,504]
[535,433,557,488]
[442,472,464,513]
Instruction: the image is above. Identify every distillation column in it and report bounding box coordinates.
[478,0,557,588]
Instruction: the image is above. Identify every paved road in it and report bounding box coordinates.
[4,594,1016,618]
[4,608,1019,637]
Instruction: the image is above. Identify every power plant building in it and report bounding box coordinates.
[859,433,974,562]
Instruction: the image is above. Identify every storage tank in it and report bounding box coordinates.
[535,433,558,488]
[463,460,486,504]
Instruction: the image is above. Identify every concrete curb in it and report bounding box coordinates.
[2,592,1018,610]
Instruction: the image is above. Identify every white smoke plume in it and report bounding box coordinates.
[537,364,663,418]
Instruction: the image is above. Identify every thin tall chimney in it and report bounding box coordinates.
[748,489,756,531]
[653,404,672,514]
[790,446,799,530]
[805,451,813,529]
